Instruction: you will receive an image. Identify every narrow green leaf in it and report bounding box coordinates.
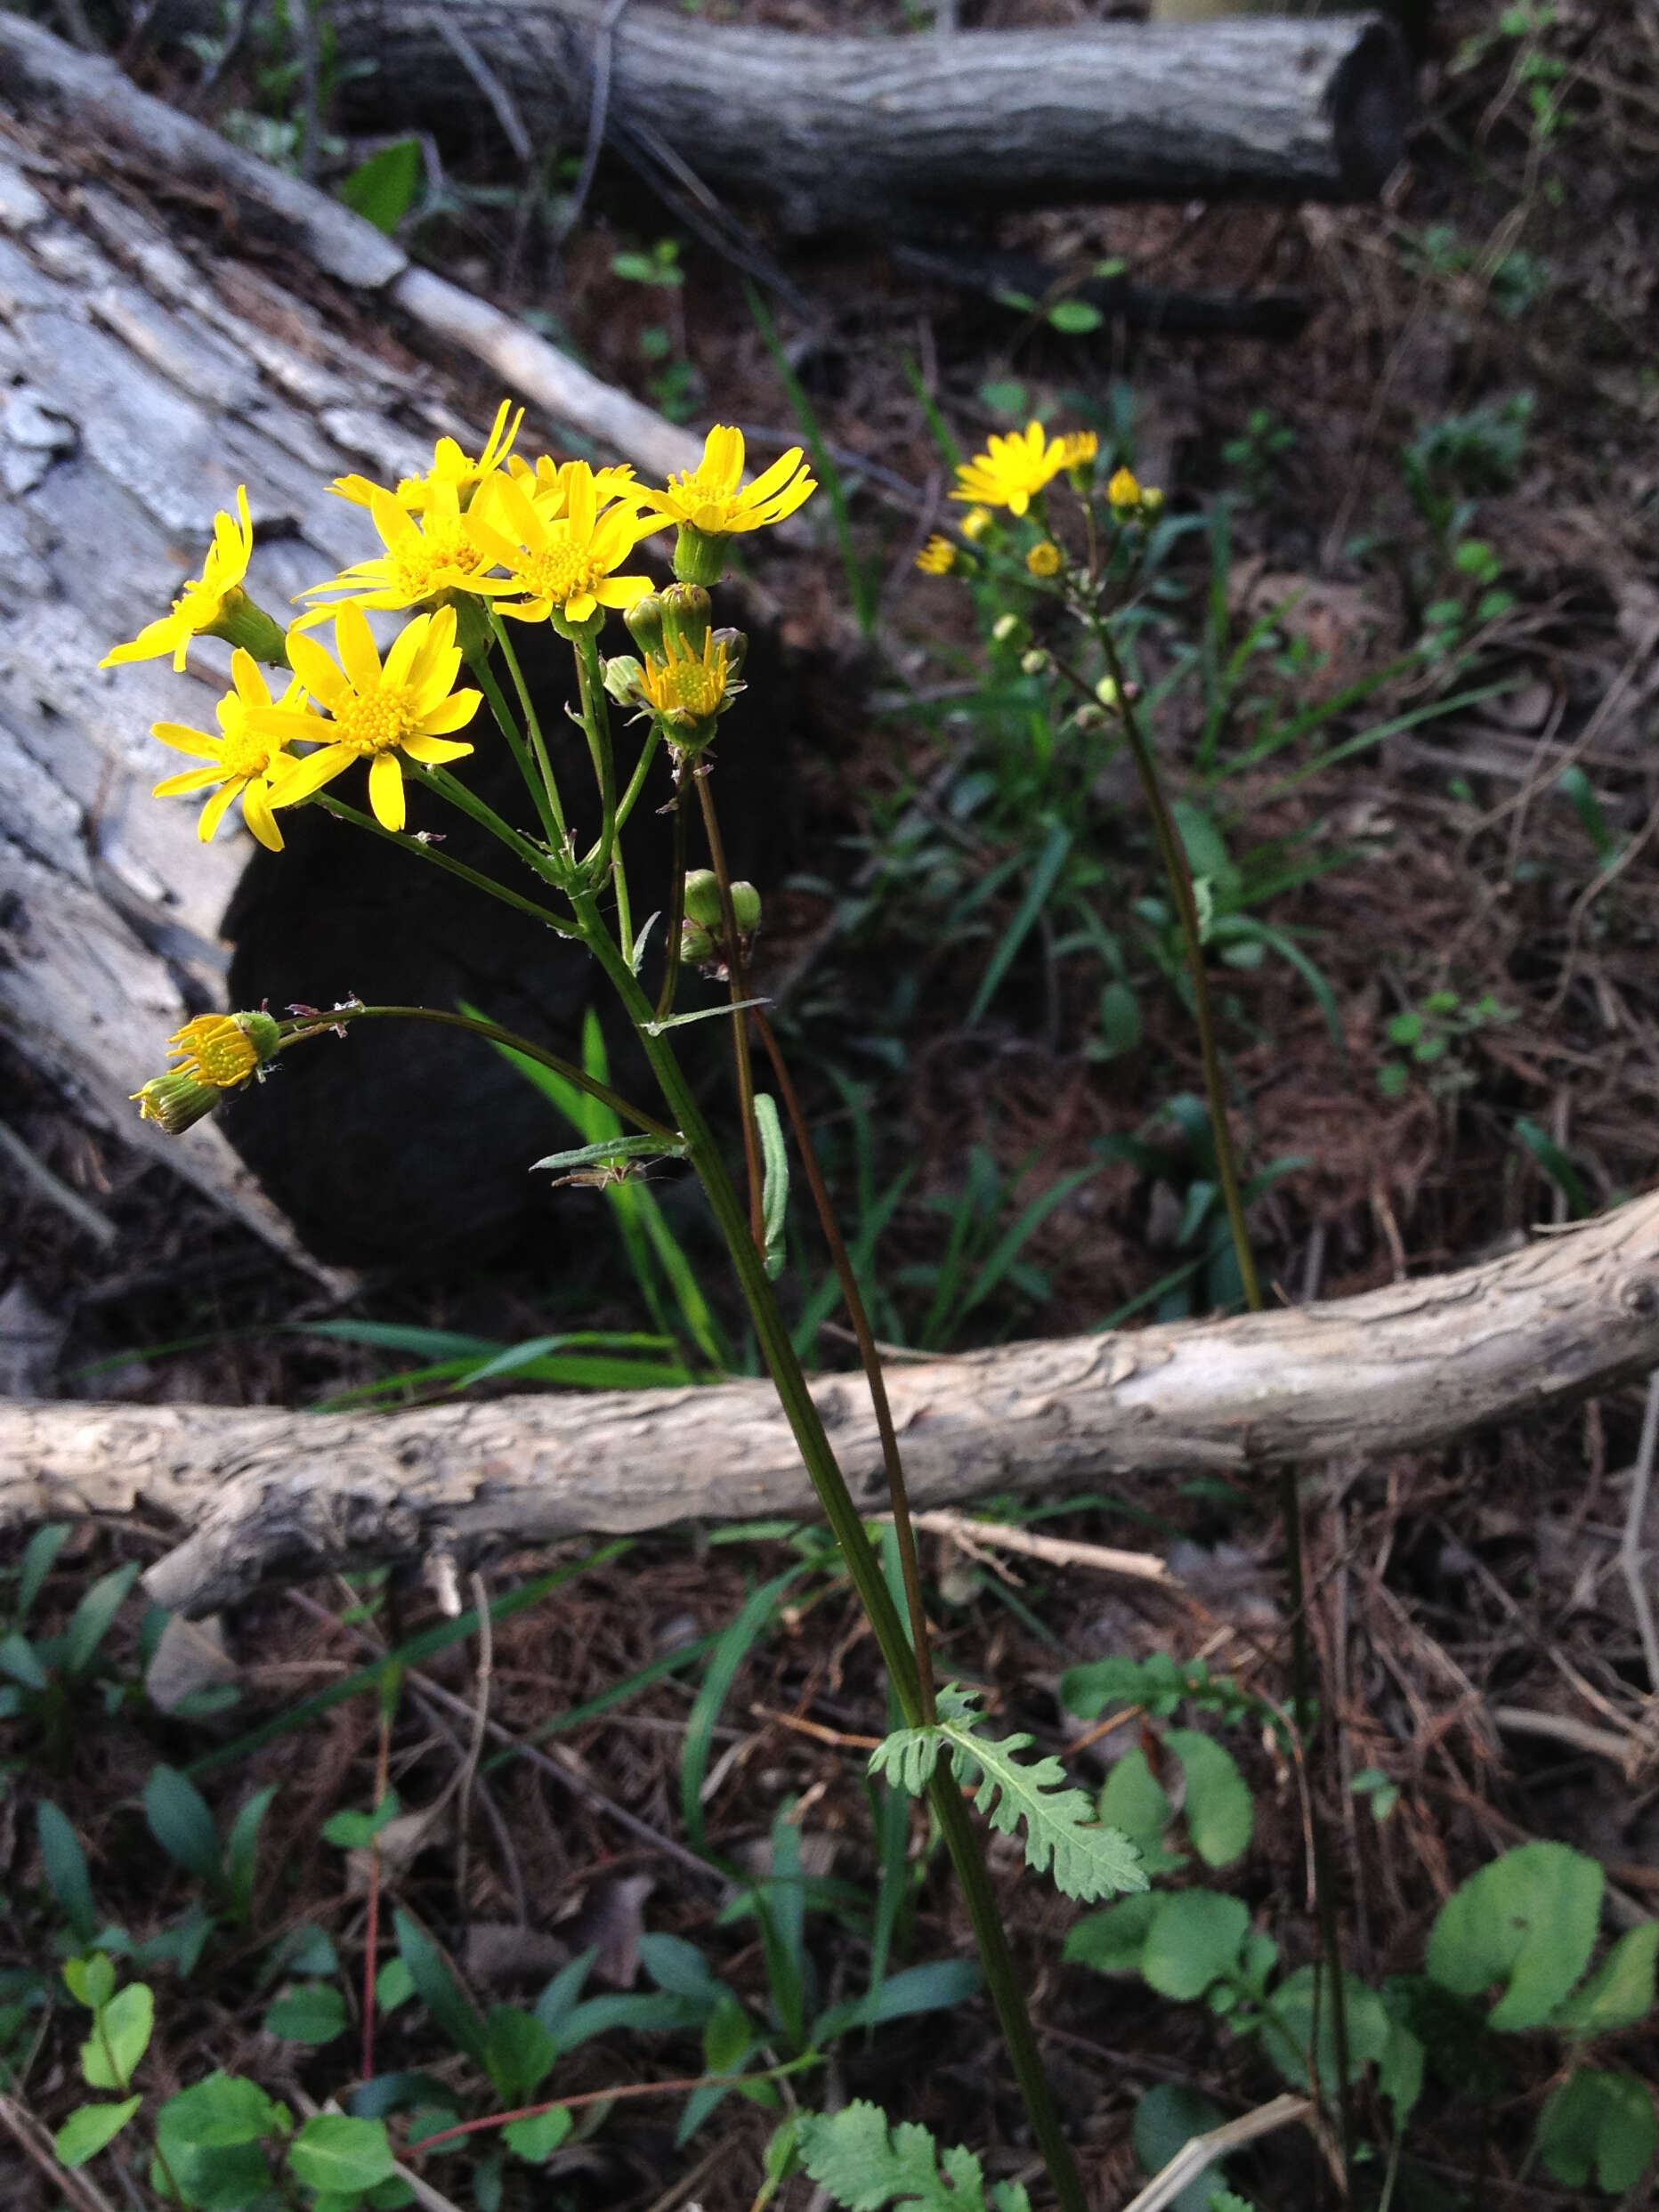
[530,1134,686,1173]
[394,1911,489,2070]
[755,1093,790,1281]
[143,1765,223,1888]
[37,1801,99,1946]
[63,1562,141,1677]
[17,1522,71,1623]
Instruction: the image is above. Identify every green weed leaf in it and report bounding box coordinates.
[223,1784,276,1919]
[798,2101,1029,2212]
[158,2070,287,2147]
[55,2096,141,2166]
[1097,1749,1178,1872]
[17,1522,71,1623]
[337,139,421,233]
[1139,1891,1250,2001]
[871,1689,1145,1902]
[1536,2067,1655,2192]
[1063,1893,1161,1976]
[1550,1923,1658,2037]
[1131,2082,1229,2212]
[288,2112,397,2192]
[1426,1840,1602,2028]
[483,2005,556,2102]
[265,1981,349,2044]
[79,1982,152,2089]
[755,1092,789,1280]
[63,1953,116,2010]
[1163,1730,1253,1868]
[504,2105,573,2162]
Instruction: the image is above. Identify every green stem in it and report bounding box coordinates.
[276,1003,676,1144]
[613,717,664,837]
[1091,625,1259,1312]
[572,895,1087,2212]
[485,612,569,848]
[420,764,568,891]
[573,627,619,879]
[654,778,690,1026]
[1088,618,1352,2183]
[315,795,577,936]
[750,1013,935,1722]
[692,768,766,1252]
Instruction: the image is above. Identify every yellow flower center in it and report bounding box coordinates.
[335,685,417,756]
[393,521,486,602]
[214,706,277,782]
[518,539,608,607]
[169,1014,260,1087]
[643,636,728,719]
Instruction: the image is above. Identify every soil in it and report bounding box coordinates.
[2,3,1657,2208]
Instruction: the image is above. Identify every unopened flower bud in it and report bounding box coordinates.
[131,1071,222,1136]
[1107,466,1142,513]
[684,869,724,928]
[709,627,748,680]
[1140,485,1165,517]
[680,917,717,966]
[991,612,1025,646]
[960,506,994,543]
[1094,676,1121,711]
[625,592,667,658]
[660,582,712,657]
[1026,541,1063,579]
[1020,648,1050,677]
[916,535,957,576]
[1072,702,1108,733]
[729,881,762,935]
[672,523,731,590]
[603,654,645,706]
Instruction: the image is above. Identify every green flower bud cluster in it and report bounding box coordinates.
[680,869,762,965]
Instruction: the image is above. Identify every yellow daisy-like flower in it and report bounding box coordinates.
[638,631,735,728]
[1060,431,1099,472]
[248,604,482,834]
[150,648,311,854]
[951,422,1075,517]
[1026,541,1064,578]
[504,453,640,517]
[634,425,816,539]
[294,482,517,626]
[959,506,994,542]
[332,399,523,514]
[466,461,658,627]
[102,488,255,671]
[915,535,958,576]
[163,1009,281,1089]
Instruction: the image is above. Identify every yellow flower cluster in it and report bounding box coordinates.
[107,415,816,842]
[951,424,1097,517]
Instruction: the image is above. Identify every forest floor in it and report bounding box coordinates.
[3,2,1658,2208]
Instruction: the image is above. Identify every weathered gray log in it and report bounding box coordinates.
[4,1192,1657,1616]
[0,13,699,1276]
[180,3,1414,230]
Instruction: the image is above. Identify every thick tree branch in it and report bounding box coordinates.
[4,1195,1657,1615]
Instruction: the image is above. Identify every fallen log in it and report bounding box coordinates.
[0,13,700,1274]
[6,1192,1658,1616]
[166,3,1415,229]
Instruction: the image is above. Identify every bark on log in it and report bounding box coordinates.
[6,1192,1658,1616]
[0,14,699,1273]
[180,3,1414,229]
